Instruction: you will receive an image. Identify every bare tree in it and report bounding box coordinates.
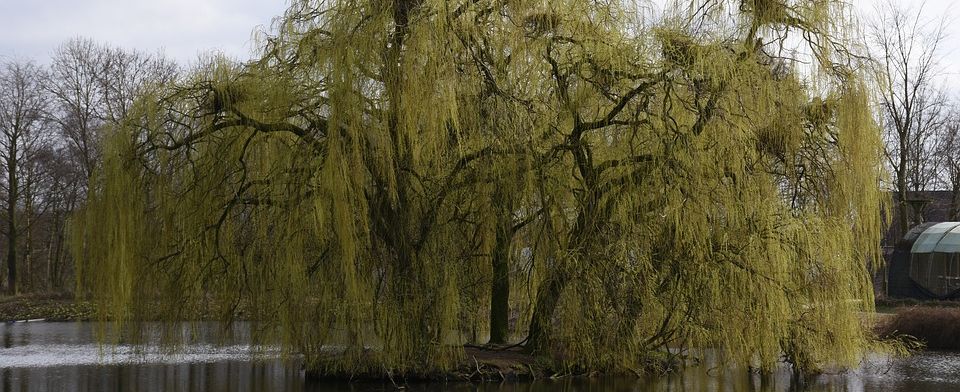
[0,60,51,294]
[98,46,178,125]
[938,111,960,220]
[47,38,104,181]
[47,38,176,181]
[27,38,178,294]
[44,148,82,291]
[868,0,949,238]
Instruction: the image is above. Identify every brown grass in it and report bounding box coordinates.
[876,306,960,350]
[0,292,94,322]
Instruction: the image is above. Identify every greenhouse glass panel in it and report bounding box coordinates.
[912,222,960,253]
[934,225,960,253]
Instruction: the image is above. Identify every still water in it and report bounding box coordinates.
[1,322,959,391]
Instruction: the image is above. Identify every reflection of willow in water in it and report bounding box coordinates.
[2,322,959,392]
[0,316,954,392]
[72,0,889,377]
[1,361,305,392]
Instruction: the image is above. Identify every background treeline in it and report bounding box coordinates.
[870,1,960,238]
[0,38,176,294]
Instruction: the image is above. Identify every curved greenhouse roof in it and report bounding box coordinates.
[911,222,960,253]
[888,222,960,300]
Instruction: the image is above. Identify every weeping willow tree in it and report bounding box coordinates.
[72,0,888,377]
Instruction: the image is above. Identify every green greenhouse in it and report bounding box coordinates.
[889,222,960,299]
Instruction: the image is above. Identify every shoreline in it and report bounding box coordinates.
[0,293,95,322]
[304,347,549,383]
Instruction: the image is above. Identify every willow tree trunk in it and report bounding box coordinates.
[382,0,420,268]
[525,272,566,353]
[489,221,512,344]
[525,121,597,351]
[526,209,593,353]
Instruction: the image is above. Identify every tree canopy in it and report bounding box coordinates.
[73,0,888,376]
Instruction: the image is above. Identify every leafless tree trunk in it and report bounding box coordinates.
[0,60,50,295]
[47,38,105,181]
[869,0,949,238]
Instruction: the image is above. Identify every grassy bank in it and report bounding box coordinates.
[304,345,683,382]
[304,347,546,382]
[875,297,960,312]
[0,293,95,322]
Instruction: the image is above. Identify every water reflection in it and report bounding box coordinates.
[2,361,303,392]
[3,322,960,391]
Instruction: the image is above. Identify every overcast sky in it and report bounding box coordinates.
[858,0,960,91]
[0,0,957,81]
[0,0,288,64]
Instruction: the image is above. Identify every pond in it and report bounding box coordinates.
[1,322,959,391]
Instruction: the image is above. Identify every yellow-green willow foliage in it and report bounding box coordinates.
[72,0,887,376]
